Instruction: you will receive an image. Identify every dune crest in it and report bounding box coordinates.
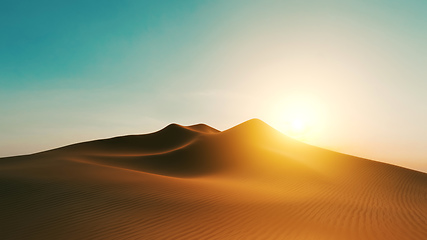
[1,119,426,239]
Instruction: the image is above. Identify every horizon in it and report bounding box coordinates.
[1,0,426,173]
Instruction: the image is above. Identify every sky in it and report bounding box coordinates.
[1,0,426,172]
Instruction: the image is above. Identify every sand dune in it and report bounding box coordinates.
[1,119,426,239]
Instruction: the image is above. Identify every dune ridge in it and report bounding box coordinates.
[1,119,426,239]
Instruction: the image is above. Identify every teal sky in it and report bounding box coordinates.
[1,0,426,172]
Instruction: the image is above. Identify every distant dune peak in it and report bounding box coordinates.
[222,118,284,141]
[160,122,219,134]
[160,123,185,132]
[228,118,275,131]
[185,123,221,134]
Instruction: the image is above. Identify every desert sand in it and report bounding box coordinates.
[1,119,426,239]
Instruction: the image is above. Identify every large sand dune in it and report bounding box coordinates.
[1,119,426,239]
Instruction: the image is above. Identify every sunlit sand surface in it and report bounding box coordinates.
[1,119,426,239]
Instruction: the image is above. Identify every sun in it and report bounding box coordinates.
[268,95,325,142]
[283,109,313,140]
[290,118,307,133]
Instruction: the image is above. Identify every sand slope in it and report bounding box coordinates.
[1,119,426,239]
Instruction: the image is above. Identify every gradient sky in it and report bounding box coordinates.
[1,0,426,172]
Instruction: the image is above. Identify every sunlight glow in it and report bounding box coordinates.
[290,118,307,133]
[268,94,326,142]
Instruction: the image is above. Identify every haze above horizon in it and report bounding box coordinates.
[1,0,426,173]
